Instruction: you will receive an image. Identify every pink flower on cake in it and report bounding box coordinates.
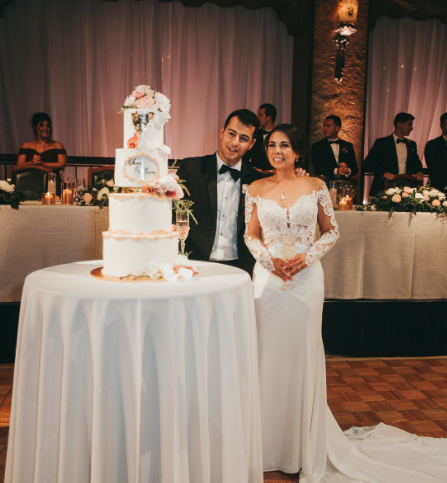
[391,194,401,203]
[132,89,144,99]
[432,199,441,207]
[135,96,155,109]
[403,187,412,194]
[127,132,139,149]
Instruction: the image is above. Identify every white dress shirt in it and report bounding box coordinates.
[210,153,241,261]
[393,133,407,174]
[443,134,447,143]
[328,138,351,177]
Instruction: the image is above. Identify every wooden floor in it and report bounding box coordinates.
[1,356,447,482]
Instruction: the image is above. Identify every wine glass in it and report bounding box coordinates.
[279,232,296,291]
[176,211,190,254]
[75,178,86,202]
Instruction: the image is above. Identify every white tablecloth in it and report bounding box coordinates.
[0,204,108,302]
[5,261,263,483]
[321,211,447,300]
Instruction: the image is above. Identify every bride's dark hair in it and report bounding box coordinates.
[264,124,306,167]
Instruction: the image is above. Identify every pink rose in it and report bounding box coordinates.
[424,195,430,202]
[135,95,155,109]
[132,89,144,99]
[402,192,409,198]
[391,194,401,203]
[443,201,447,208]
[403,187,412,194]
[432,199,441,207]
[174,186,184,199]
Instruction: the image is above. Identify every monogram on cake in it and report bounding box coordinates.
[102,85,190,279]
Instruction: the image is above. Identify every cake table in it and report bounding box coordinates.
[5,261,263,483]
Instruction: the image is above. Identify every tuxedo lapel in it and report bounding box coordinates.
[204,154,218,224]
[237,161,252,235]
[324,140,338,167]
[387,135,399,171]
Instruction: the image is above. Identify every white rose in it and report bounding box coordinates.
[429,189,439,197]
[422,190,430,196]
[124,95,136,106]
[414,193,424,200]
[135,84,151,93]
[97,187,109,200]
[107,179,115,187]
[386,188,400,195]
[0,180,14,193]
[161,262,174,279]
[438,193,446,200]
[154,92,171,112]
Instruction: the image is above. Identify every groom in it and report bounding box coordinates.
[176,109,305,276]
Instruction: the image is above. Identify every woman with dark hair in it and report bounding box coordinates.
[17,112,67,195]
[245,124,446,482]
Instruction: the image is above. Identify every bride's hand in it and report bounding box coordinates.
[271,257,294,282]
[284,253,308,276]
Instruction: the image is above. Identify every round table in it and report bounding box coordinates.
[5,261,263,483]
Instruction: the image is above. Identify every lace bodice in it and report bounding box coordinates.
[244,184,339,272]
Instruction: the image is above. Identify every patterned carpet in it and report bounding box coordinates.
[1,356,447,482]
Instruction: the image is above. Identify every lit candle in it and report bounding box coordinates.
[62,189,73,205]
[42,192,52,205]
[338,197,348,211]
[346,196,353,210]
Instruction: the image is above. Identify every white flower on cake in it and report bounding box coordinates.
[120,85,171,127]
[0,180,14,193]
[97,187,109,200]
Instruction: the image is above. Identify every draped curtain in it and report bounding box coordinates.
[0,0,293,159]
[365,17,447,162]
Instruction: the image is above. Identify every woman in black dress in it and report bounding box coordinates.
[17,113,67,196]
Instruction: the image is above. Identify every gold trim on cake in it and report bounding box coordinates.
[109,192,171,201]
[103,229,178,241]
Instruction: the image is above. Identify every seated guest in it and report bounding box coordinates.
[364,112,423,196]
[424,112,447,192]
[242,103,277,171]
[17,112,67,195]
[312,115,358,179]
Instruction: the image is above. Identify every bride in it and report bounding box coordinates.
[244,124,447,483]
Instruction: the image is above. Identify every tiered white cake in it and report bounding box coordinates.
[102,103,179,277]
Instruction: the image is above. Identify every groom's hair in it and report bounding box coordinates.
[223,109,260,140]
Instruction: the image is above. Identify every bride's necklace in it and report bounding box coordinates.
[277,175,296,200]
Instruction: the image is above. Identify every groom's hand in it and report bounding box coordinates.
[271,257,294,282]
[295,168,309,177]
[284,253,308,276]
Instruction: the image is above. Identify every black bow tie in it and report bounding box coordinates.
[396,138,406,144]
[328,139,339,144]
[219,164,242,181]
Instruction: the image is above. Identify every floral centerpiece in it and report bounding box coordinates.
[74,179,121,209]
[119,85,171,127]
[0,179,27,209]
[359,185,447,217]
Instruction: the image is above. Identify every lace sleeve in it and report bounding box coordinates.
[306,184,339,266]
[244,191,275,272]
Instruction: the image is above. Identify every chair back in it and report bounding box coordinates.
[88,166,115,186]
[384,174,422,191]
[9,166,51,200]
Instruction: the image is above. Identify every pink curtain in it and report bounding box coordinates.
[364,17,447,199]
[0,0,293,160]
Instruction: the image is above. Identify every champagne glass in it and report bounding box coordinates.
[176,211,190,254]
[279,232,296,291]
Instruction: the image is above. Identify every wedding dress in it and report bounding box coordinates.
[245,183,447,483]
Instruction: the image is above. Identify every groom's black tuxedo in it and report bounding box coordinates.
[425,136,447,192]
[176,153,265,275]
[311,138,358,178]
[363,135,423,196]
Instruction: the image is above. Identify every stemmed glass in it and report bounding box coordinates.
[175,211,190,254]
[279,232,296,291]
[75,178,86,202]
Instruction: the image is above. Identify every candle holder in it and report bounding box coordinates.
[41,192,56,205]
[61,181,74,205]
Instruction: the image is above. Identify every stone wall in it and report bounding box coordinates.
[309,0,369,189]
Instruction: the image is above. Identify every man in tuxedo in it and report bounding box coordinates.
[364,112,424,196]
[425,112,447,192]
[242,103,276,171]
[176,109,305,276]
[311,115,358,179]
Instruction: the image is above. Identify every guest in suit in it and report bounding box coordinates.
[311,115,358,179]
[425,112,447,192]
[176,109,306,276]
[242,103,277,171]
[364,112,424,196]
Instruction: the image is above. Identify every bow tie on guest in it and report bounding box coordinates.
[396,138,406,144]
[328,139,340,145]
[219,164,242,181]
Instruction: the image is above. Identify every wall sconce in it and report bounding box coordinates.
[334,0,358,82]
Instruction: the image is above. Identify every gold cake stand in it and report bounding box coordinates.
[90,267,166,283]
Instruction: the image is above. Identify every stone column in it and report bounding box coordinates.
[309,0,369,200]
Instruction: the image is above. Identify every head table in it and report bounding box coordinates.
[5,261,263,483]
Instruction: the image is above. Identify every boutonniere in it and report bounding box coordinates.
[342,147,348,154]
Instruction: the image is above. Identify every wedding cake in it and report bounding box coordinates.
[102,85,182,278]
